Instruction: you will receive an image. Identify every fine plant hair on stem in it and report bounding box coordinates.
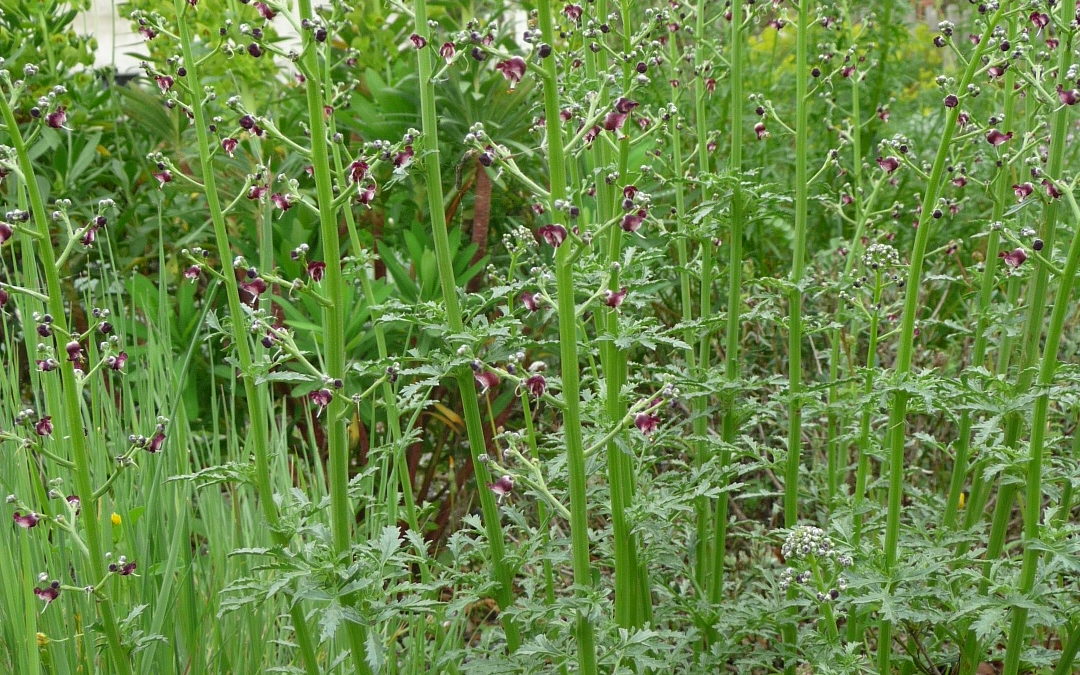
[0,76,133,675]
[170,2,322,672]
[411,0,521,652]
[537,0,598,671]
[877,7,1003,673]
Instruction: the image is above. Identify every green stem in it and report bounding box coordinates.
[878,8,1002,672]
[412,0,520,652]
[537,0,597,670]
[0,77,132,675]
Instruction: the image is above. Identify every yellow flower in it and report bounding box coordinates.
[958,493,966,510]
[36,632,49,646]
[110,512,122,526]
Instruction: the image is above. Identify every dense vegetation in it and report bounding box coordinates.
[1,0,1077,673]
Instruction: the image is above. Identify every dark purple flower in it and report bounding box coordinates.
[310,389,332,407]
[254,2,275,19]
[0,288,8,308]
[563,4,583,22]
[0,222,12,245]
[66,341,83,362]
[988,64,1007,79]
[944,94,959,108]
[46,108,67,129]
[1012,183,1034,201]
[488,475,514,497]
[1043,179,1062,199]
[1000,248,1027,268]
[107,352,128,371]
[614,97,638,114]
[754,122,769,140]
[147,432,166,453]
[248,184,268,201]
[520,291,540,312]
[66,495,81,515]
[35,416,53,437]
[155,75,174,92]
[440,42,456,61]
[307,261,326,282]
[139,27,157,40]
[116,561,137,576]
[1030,12,1050,30]
[81,225,99,247]
[496,57,527,87]
[877,106,890,122]
[524,374,547,398]
[1057,85,1079,106]
[247,43,263,58]
[13,512,41,529]
[876,156,899,174]
[238,277,267,308]
[584,125,602,144]
[184,265,201,281]
[348,160,369,184]
[357,183,377,205]
[603,111,628,132]
[409,34,427,49]
[153,170,172,187]
[239,114,256,130]
[34,583,59,605]
[604,287,628,308]
[474,370,500,393]
[222,138,238,157]
[952,176,967,188]
[393,146,414,169]
[986,129,1013,146]
[36,358,58,372]
[620,210,646,233]
[634,411,660,435]
[538,224,568,247]
[270,193,293,211]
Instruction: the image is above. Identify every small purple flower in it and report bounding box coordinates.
[238,277,267,308]
[440,42,456,61]
[1043,179,1062,199]
[603,111,628,132]
[34,583,60,605]
[1012,183,1034,201]
[614,97,638,115]
[474,370,500,394]
[46,108,67,129]
[988,64,1007,79]
[239,114,257,130]
[81,225,99,247]
[357,183,377,205]
[155,75,174,92]
[634,411,660,435]
[139,27,157,40]
[393,146,414,169]
[147,432,166,453]
[1000,248,1027,268]
[270,193,293,211]
[222,138,238,157]
[0,221,12,245]
[1030,12,1050,30]
[944,94,959,108]
[1057,85,1079,106]
[952,176,967,188]
[248,184,268,201]
[521,291,540,312]
[538,224,568,247]
[310,388,332,407]
[524,374,547,398]
[36,358,58,372]
[409,34,427,49]
[66,341,83,362]
[153,170,172,187]
[254,2,276,19]
[184,265,201,281]
[66,495,81,515]
[496,57,527,87]
[604,287,628,308]
[754,122,769,140]
[488,475,514,498]
[307,261,326,282]
[584,125,602,144]
[107,352,128,371]
[35,416,53,437]
[563,4,583,22]
[620,210,647,233]
[247,43,263,58]
[13,512,41,529]
[348,160,369,184]
[876,156,899,174]
[116,561,138,576]
[0,288,8,308]
[986,129,1013,146]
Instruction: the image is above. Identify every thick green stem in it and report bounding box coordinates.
[537,0,597,671]
[878,9,1002,672]
[412,0,520,652]
[0,85,131,675]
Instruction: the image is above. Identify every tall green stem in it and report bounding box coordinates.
[170,4,319,672]
[537,0,597,671]
[878,8,1002,672]
[0,80,131,675]
[412,0,520,652]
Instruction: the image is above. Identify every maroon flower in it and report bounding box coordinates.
[310,389,332,407]
[620,210,647,233]
[348,160,369,184]
[496,57,527,87]
[538,224,568,247]
[1030,12,1050,30]
[952,176,967,188]
[1042,179,1062,199]
[81,225,99,247]
[155,75,174,92]
[238,277,267,308]
[474,370,500,393]
[0,288,8,308]
[46,108,67,129]
[147,432,166,453]
[184,265,201,281]
[440,42,456,61]
[357,183,377,205]
[36,358,58,372]
[584,125,602,144]
[876,156,899,174]
[1000,248,1027,268]
[0,221,12,245]
[988,64,1007,79]
[107,352,128,371]
[614,97,639,114]
[66,341,83,362]
[524,374,547,398]
[307,261,326,282]
[754,122,769,140]
[604,287,628,308]
[270,193,293,211]
[35,416,53,437]
[248,184,268,201]
[66,495,81,515]
[1012,183,1034,201]
[139,27,157,40]
[409,34,427,49]
[1057,85,1079,106]
[239,114,257,130]
[986,129,1013,146]
[393,146,414,169]
[254,1,275,19]
[603,111,628,132]
[153,170,172,187]
[877,106,890,122]
[488,475,514,497]
[222,138,238,157]
[520,291,540,312]
[563,4,583,21]
[944,94,959,108]
[13,512,41,529]
[116,561,138,576]
[34,583,60,605]
[634,411,661,435]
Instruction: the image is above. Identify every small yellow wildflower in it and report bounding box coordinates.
[110,512,121,526]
